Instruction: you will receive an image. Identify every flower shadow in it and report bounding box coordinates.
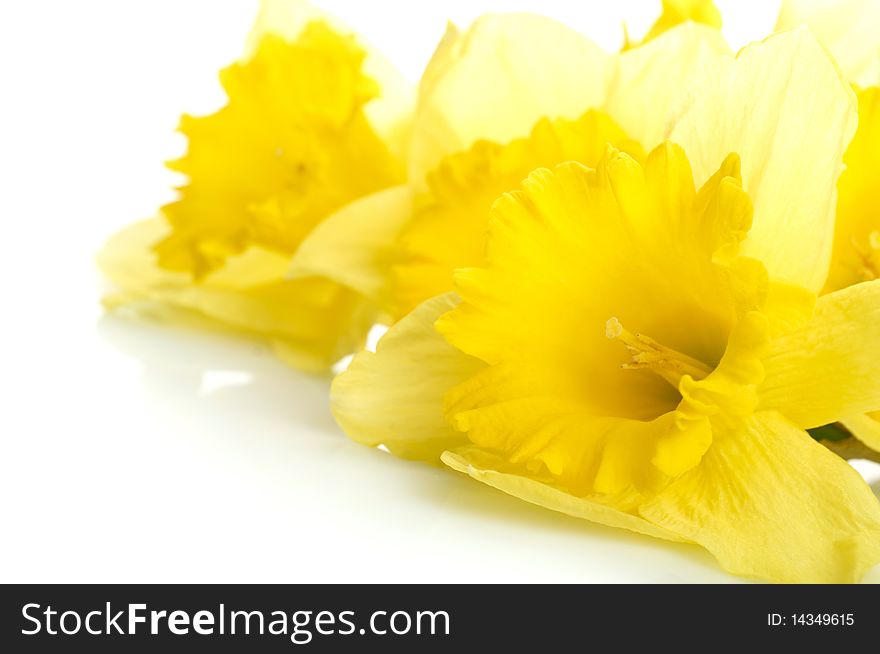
[96,314,880,583]
[97,312,341,440]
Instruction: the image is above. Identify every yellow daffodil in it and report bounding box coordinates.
[332,30,880,583]
[295,12,730,321]
[156,24,401,277]
[99,0,411,372]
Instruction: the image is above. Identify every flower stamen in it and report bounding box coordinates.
[605,317,713,387]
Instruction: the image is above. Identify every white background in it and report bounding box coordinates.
[1,0,878,583]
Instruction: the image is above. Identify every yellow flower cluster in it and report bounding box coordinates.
[99,0,880,582]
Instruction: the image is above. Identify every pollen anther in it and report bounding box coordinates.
[605,317,713,387]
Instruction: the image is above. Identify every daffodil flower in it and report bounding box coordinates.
[332,30,880,583]
[294,12,730,322]
[99,0,411,372]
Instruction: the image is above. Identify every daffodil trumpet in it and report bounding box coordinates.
[98,0,412,372]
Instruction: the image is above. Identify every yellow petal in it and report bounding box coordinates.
[443,367,676,497]
[640,411,880,583]
[631,0,722,48]
[669,27,857,293]
[441,447,684,542]
[825,86,880,293]
[246,0,414,159]
[393,109,643,319]
[331,294,485,462]
[776,0,880,87]
[289,185,413,312]
[841,413,880,451]
[606,23,730,149]
[409,13,612,182]
[760,279,880,428]
[99,218,374,372]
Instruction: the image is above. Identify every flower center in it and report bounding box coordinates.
[851,232,880,282]
[605,317,713,388]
